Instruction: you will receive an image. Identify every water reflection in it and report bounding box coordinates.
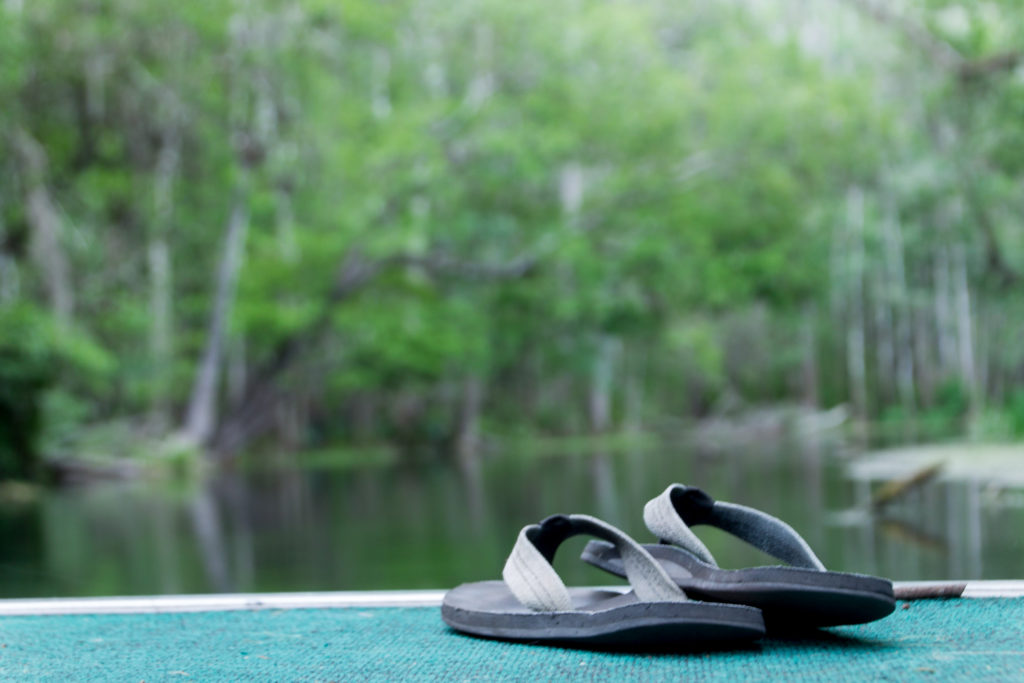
[0,437,1022,598]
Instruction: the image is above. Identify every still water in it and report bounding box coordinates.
[1,437,1022,598]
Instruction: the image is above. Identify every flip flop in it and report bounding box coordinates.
[580,484,895,629]
[441,513,765,647]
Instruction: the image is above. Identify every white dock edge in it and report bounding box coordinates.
[0,590,447,616]
[0,582,1021,616]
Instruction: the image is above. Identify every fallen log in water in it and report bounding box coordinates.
[46,457,145,484]
[871,461,944,510]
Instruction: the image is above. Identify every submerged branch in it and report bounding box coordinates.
[871,462,944,510]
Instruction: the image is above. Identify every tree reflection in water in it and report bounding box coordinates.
[1,438,1022,598]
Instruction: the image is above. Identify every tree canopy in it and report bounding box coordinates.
[2,0,1024,477]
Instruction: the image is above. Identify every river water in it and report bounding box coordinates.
[1,436,1022,598]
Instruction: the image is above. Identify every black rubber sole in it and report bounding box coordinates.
[674,580,896,628]
[581,542,896,629]
[441,581,765,647]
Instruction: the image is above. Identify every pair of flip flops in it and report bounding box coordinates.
[442,483,895,646]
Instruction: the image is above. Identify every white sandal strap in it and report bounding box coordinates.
[502,513,687,612]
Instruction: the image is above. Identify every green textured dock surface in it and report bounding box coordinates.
[1,599,1022,681]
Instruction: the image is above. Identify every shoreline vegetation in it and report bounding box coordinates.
[10,401,1017,489]
[3,1,1024,485]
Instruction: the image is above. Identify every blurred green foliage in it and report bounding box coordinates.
[2,0,1024,478]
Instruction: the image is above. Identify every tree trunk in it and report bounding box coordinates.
[0,251,16,304]
[974,302,990,405]
[350,393,378,443]
[589,335,619,433]
[14,130,73,323]
[465,23,495,110]
[883,209,916,413]
[559,162,585,226]
[147,132,179,421]
[952,244,977,411]
[845,187,868,418]
[275,183,299,263]
[184,181,250,446]
[913,297,935,407]
[800,305,819,407]
[873,275,895,406]
[933,244,955,378]
[622,347,646,432]
[371,47,392,120]
[454,375,484,464]
[147,237,172,421]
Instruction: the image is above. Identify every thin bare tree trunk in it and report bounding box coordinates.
[559,162,585,227]
[274,183,299,263]
[147,238,172,418]
[913,298,935,407]
[0,251,17,304]
[589,336,619,433]
[186,2,276,448]
[952,244,977,411]
[873,275,895,406]
[0,169,17,303]
[845,187,868,418]
[974,302,990,404]
[454,375,484,464]
[622,348,646,432]
[350,393,378,443]
[828,195,847,403]
[801,305,819,407]
[416,2,448,100]
[987,306,1007,404]
[148,131,180,422]
[883,209,916,413]
[148,239,172,368]
[934,244,955,378]
[184,182,250,445]
[465,23,495,110]
[371,47,392,120]
[14,130,73,323]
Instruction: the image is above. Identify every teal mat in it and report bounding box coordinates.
[1,599,1022,681]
